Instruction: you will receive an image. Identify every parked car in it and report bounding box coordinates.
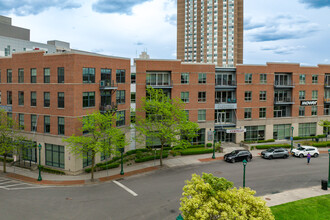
[261,148,289,159]
[224,150,252,163]
[291,146,319,158]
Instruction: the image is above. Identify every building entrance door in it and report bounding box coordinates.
[215,130,234,142]
[217,112,226,123]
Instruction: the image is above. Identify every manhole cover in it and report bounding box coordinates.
[265,198,271,201]
[66,197,72,200]
[170,210,176,213]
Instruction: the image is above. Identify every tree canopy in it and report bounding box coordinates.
[180,173,274,220]
[135,87,199,166]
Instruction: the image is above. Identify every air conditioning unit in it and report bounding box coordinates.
[100,80,105,86]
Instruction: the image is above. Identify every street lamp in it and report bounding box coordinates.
[328,149,330,187]
[119,147,124,175]
[176,213,183,220]
[212,130,216,159]
[37,143,42,181]
[291,126,294,153]
[242,159,247,188]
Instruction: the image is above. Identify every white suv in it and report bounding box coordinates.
[291,146,319,158]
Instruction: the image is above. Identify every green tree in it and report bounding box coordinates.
[319,120,330,140]
[64,112,128,181]
[0,110,26,173]
[135,87,199,166]
[180,173,274,220]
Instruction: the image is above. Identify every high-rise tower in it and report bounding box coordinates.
[177,0,243,67]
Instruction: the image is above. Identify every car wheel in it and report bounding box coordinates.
[314,153,319,158]
[269,156,273,160]
[247,157,251,162]
[231,158,235,163]
[299,154,304,158]
[283,154,288,159]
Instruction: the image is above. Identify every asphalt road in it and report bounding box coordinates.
[0,155,328,220]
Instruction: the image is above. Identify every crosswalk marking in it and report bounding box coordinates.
[0,176,52,191]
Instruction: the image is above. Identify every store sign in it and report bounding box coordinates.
[226,128,246,133]
[0,105,12,112]
[207,130,213,141]
[300,100,317,106]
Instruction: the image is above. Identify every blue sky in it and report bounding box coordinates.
[1,0,330,66]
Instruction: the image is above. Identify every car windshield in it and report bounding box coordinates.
[229,150,240,155]
[297,147,305,150]
[266,149,274,152]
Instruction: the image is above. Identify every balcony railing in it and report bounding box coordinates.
[99,103,117,113]
[274,81,294,88]
[274,97,295,104]
[146,80,173,88]
[215,80,237,87]
[324,98,330,103]
[100,80,118,89]
[325,81,330,87]
[215,98,237,104]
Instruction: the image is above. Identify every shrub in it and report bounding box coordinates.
[312,142,330,147]
[40,166,66,175]
[0,157,14,163]
[254,144,291,149]
[135,153,168,163]
[257,139,275,143]
[188,144,205,149]
[170,150,181,157]
[206,143,212,148]
[293,134,326,140]
[99,162,120,170]
[180,148,213,155]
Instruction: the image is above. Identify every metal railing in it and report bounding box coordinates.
[215,98,237,104]
[274,97,294,104]
[215,80,237,87]
[99,103,117,113]
[274,81,294,87]
[146,80,173,87]
[100,80,118,88]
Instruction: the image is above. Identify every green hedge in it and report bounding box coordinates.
[99,162,120,171]
[254,144,291,149]
[39,166,65,175]
[206,143,212,148]
[124,148,150,156]
[0,157,14,163]
[135,153,168,163]
[312,142,330,147]
[293,134,326,140]
[257,139,275,143]
[180,148,213,155]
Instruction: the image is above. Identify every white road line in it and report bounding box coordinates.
[0,180,15,185]
[113,180,138,197]
[0,179,11,183]
[4,183,27,188]
[7,186,52,190]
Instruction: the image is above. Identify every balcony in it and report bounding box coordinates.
[325,108,330,115]
[325,81,330,88]
[215,80,237,90]
[274,97,295,105]
[99,103,117,113]
[100,80,118,90]
[146,80,173,89]
[215,99,237,109]
[274,81,294,89]
[214,120,236,128]
[324,98,330,104]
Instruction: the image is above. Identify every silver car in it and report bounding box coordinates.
[261,148,289,159]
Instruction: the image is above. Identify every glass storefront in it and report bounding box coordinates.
[273,124,291,140]
[298,123,316,137]
[244,126,265,141]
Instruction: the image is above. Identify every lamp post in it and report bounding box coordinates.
[37,144,42,181]
[291,126,294,153]
[212,130,216,159]
[328,149,330,187]
[120,147,124,175]
[176,213,183,220]
[242,159,247,188]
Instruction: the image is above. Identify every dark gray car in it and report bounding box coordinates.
[261,148,289,159]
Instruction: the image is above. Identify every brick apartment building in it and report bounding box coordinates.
[0,51,130,173]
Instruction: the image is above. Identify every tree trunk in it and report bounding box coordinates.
[160,144,163,166]
[3,154,6,173]
[91,154,95,181]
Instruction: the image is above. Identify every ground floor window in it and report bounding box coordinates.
[244,126,265,141]
[146,132,162,148]
[191,128,205,145]
[298,123,316,137]
[22,141,37,162]
[83,150,93,168]
[273,124,291,140]
[45,144,65,168]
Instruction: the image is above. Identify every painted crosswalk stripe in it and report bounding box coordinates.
[0,180,14,185]
[4,183,26,188]
[113,180,138,197]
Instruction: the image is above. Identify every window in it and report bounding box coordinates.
[30,68,37,83]
[131,73,136,84]
[312,90,318,100]
[44,68,50,83]
[198,73,206,84]
[299,91,305,100]
[7,69,12,83]
[31,92,36,106]
[181,92,189,103]
[184,110,189,120]
[116,69,126,83]
[58,92,64,108]
[244,108,252,119]
[311,106,317,116]
[101,68,111,80]
[44,92,50,107]
[7,91,12,105]
[312,75,318,84]
[198,91,206,102]
[131,92,136,103]
[83,150,92,167]
[0,69,1,83]
[130,111,136,123]
[0,92,1,104]
[245,73,252,84]
[299,106,305,116]
[116,90,125,104]
[191,128,205,145]
[82,68,95,83]
[259,108,266,118]
[58,67,64,83]
[299,74,306,84]
[298,122,316,137]
[116,110,125,127]
[198,110,206,121]
[245,91,252,101]
[83,92,95,107]
[18,68,24,83]
[44,116,50,133]
[273,124,291,140]
[31,115,37,132]
[58,117,65,135]
[19,114,24,130]
[181,73,189,84]
[259,91,267,101]
[260,74,267,84]
[45,144,64,168]
[18,91,24,106]
[244,125,265,141]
